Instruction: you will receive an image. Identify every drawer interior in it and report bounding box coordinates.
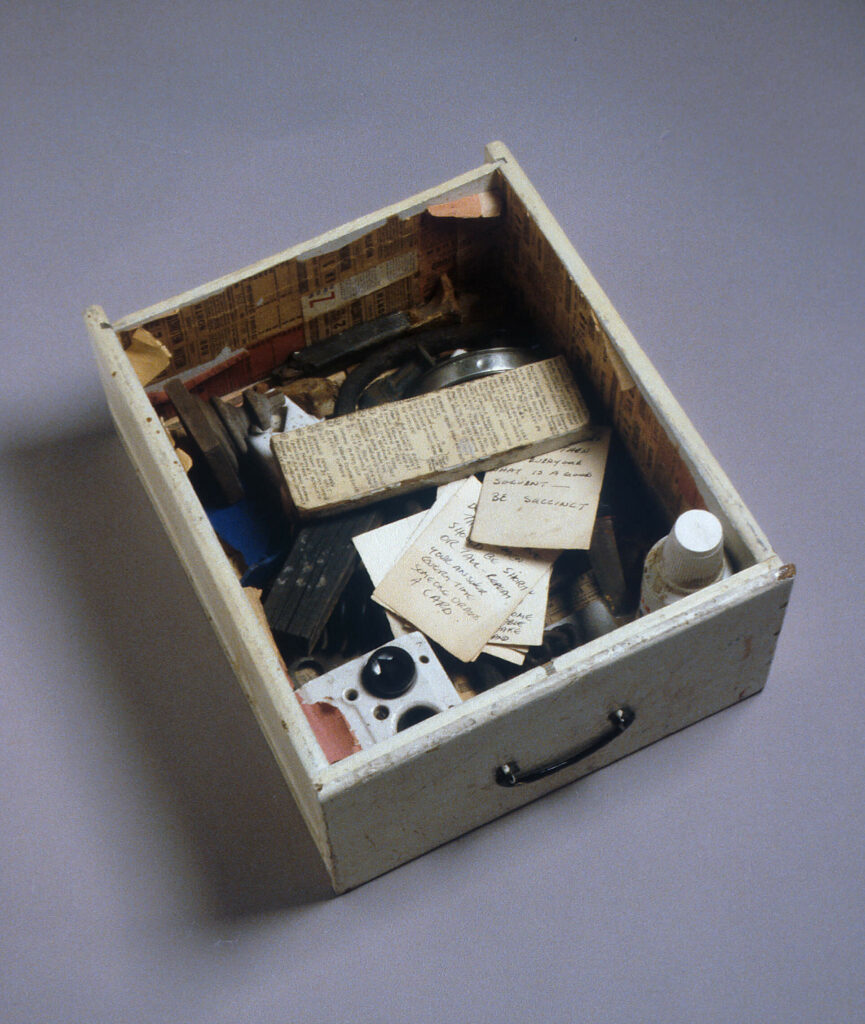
[105,156,772,771]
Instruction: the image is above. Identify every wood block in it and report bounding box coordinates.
[264,507,381,653]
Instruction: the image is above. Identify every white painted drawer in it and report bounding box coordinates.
[86,141,793,892]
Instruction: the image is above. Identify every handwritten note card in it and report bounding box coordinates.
[470,429,611,550]
[372,477,557,662]
[353,509,427,639]
[354,482,547,662]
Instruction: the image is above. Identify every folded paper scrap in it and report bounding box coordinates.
[371,476,558,663]
[126,327,171,386]
[270,355,591,516]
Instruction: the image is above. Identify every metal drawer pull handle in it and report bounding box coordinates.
[495,706,635,787]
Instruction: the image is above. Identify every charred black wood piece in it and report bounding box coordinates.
[263,507,382,654]
[165,379,244,505]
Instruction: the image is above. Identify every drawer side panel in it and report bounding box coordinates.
[486,140,773,570]
[85,308,333,867]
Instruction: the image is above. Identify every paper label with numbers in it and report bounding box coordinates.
[470,429,611,549]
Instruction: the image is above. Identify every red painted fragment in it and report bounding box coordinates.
[298,696,361,764]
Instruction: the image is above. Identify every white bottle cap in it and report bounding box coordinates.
[661,510,725,587]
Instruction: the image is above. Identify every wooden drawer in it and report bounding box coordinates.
[85,141,793,892]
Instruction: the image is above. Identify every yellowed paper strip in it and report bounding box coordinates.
[301,252,418,319]
[272,356,591,516]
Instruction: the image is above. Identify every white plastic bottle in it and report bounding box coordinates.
[639,509,731,615]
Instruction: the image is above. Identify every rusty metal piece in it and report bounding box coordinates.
[280,377,341,419]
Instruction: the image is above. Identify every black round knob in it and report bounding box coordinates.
[361,646,416,699]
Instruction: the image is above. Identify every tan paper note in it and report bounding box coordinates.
[471,429,611,550]
[399,479,546,656]
[372,477,557,662]
[353,508,429,640]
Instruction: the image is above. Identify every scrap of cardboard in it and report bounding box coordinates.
[426,191,502,218]
[483,642,528,666]
[471,429,611,550]
[127,327,172,386]
[372,477,557,662]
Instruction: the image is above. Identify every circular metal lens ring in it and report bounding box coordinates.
[411,347,539,394]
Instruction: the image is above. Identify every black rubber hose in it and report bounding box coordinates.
[333,321,514,416]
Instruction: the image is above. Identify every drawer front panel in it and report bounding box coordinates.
[320,568,792,891]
